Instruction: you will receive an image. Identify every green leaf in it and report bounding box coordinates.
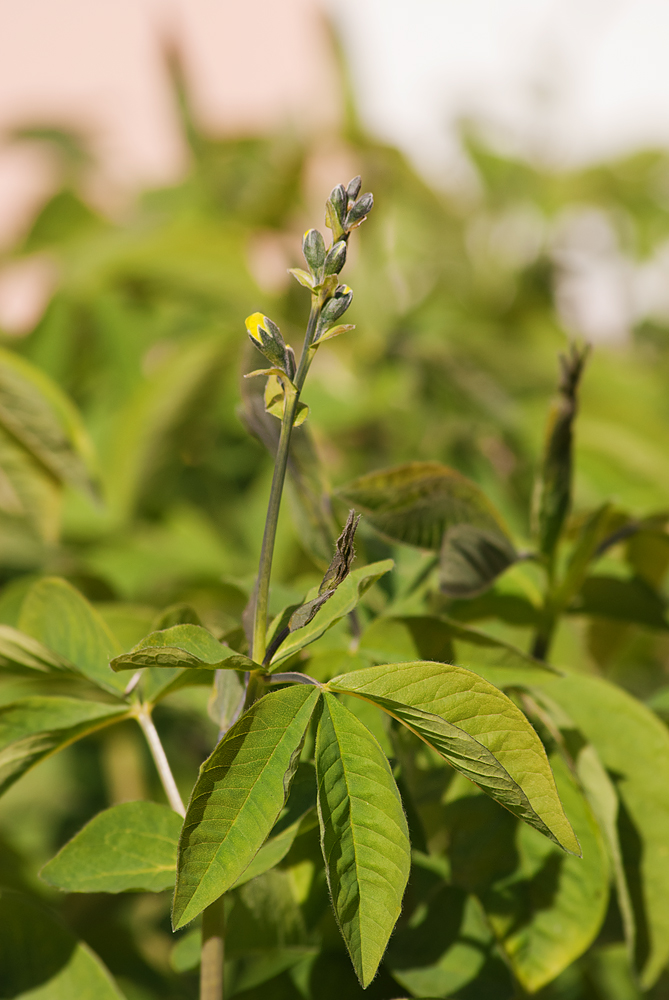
[480,754,608,992]
[0,624,71,675]
[268,560,393,669]
[337,461,512,551]
[173,684,320,928]
[388,884,502,998]
[329,662,579,854]
[315,692,411,987]
[104,335,226,521]
[40,801,182,893]
[534,672,669,989]
[0,345,98,498]
[109,623,255,672]
[554,504,622,609]
[568,575,668,629]
[0,696,129,795]
[0,424,61,542]
[440,523,517,598]
[336,462,516,596]
[19,577,126,694]
[231,807,317,890]
[359,614,558,684]
[0,888,124,999]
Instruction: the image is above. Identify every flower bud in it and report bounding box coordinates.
[329,184,348,222]
[302,229,325,275]
[245,312,291,373]
[346,192,374,228]
[319,285,353,327]
[346,175,362,202]
[323,240,347,276]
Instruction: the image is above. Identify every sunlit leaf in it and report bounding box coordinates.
[110,623,255,672]
[315,692,411,987]
[0,696,129,795]
[341,687,563,847]
[328,662,579,854]
[268,560,392,669]
[0,888,124,998]
[40,801,182,893]
[173,684,320,928]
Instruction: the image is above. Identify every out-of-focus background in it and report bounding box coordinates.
[4,3,669,996]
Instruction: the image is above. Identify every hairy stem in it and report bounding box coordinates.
[250,301,320,666]
[200,896,226,1000]
[135,705,185,816]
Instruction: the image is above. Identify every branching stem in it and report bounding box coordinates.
[135,705,185,816]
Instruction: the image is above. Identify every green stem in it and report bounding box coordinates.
[135,705,185,816]
[200,896,226,1000]
[250,301,320,666]
[531,561,558,662]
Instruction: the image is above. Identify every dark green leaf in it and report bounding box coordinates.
[110,623,255,672]
[439,523,517,597]
[40,801,182,893]
[388,888,497,999]
[173,684,320,928]
[268,560,393,669]
[231,807,317,890]
[0,888,124,998]
[532,672,669,988]
[337,462,516,596]
[359,614,557,685]
[481,754,608,992]
[328,662,579,854]
[19,577,126,694]
[0,696,129,795]
[315,692,411,987]
[568,575,668,628]
[337,461,512,551]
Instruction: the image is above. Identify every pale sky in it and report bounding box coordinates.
[326,0,669,187]
[2,0,669,336]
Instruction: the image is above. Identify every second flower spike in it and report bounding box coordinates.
[245,312,296,380]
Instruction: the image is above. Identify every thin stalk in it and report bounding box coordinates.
[531,561,558,662]
[250,301,320,666]
[135,705,185,816]
[200,896,225,1000]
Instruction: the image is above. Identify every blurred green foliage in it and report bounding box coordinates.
[3,70,669,999]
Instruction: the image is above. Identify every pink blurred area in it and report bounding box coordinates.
[0,0,341,246]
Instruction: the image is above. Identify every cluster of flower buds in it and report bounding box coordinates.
[325,176,374,244]
[301,229,348,286]
[245,312,296,380]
